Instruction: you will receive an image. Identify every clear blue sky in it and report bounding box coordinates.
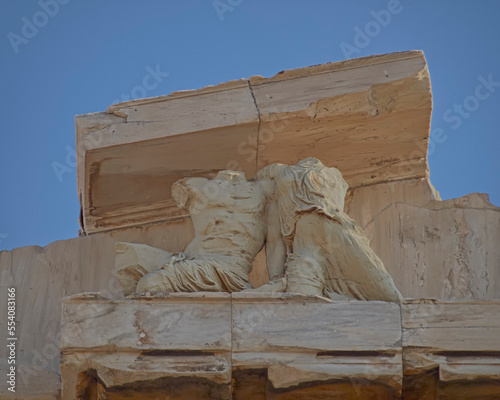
[1,0,499,251]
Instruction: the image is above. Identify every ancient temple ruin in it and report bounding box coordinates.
[1,50,499,399]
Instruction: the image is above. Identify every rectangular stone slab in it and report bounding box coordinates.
[60,295,500,398]
[61,293,231,352]
[61,351,231,387]
[402,299,500,398]
[230,294,403,397]
[76,51,432,234]
[232,297,402,353]
[402,299,500,351]
[267,362,402,391]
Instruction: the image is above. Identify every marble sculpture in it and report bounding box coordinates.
[115,158,401,302]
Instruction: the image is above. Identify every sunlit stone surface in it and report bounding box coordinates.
[1,51,499,399]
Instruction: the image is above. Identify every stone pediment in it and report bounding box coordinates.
[76,50,431,234]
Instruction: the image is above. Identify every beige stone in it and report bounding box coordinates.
[402,299,500,352]
[61,292,232,352]
[115,242,173,296]
[402,299,500,399]
[0,362,60,399]
[231,294,402,354]
[267,363,402,391]
[0,220,193,399]
[133,171,268,295]
[76,50,432,234]
[60,294,500,398]
[60,293,233,399]
[344,177,441,231]
[256,158,402,302]
[2,51,499,398]
[118,158,401,303]
[347,183,500,300]
[61,352,231,393]
[61,293,403,398]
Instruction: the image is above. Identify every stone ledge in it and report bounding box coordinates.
[59,295,500,399]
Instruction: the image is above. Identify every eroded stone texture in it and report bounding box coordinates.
[0,220,192,399]
[1,51,499,399]
[118,158,402,303]
[116,170,271,297]
[256,158,402,302]
[77,51,432,234]
[61,292,232,400]
[346,180,500,300]
[0,219,272,399]
[61,293,403,399]
[60,294,500,399]
[402,299,500,400]
[134,171,268,295]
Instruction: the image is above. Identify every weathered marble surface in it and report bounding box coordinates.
[0,360,60,400]
[61,292,232,399]
[2,169,498,400]
[232,295,401,354]
[61,293,403,399]
[0,220,193,399]
[256,158,401,302]
[115,242,173,296]
[402,299,500,399]
[134,171,268,295]
[232,293,403,398]
[119,158,401,303]
[1,51,499,398]
[346,179,500,300]
[3,188,497,399]
[60,294,500,399]
[77,51,432,234]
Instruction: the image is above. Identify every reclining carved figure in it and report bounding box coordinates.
[116,170,280,295]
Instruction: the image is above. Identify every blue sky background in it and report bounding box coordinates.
[1,0,499,251]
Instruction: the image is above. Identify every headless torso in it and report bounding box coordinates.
[136,171,267,293]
